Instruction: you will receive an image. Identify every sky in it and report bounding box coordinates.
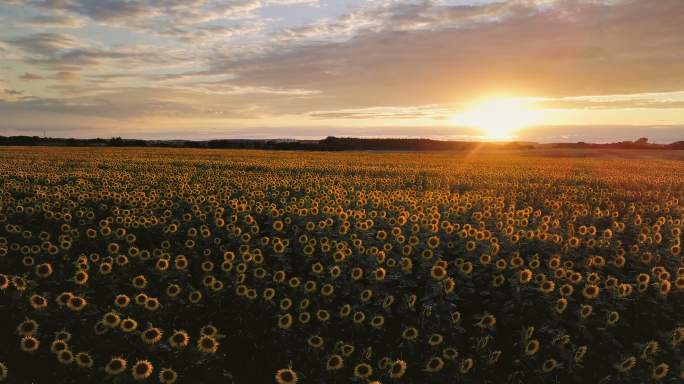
[0,0,683,142]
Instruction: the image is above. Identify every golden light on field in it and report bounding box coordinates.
[451,98,542,140]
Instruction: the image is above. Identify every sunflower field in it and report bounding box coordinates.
[0,147,682,384]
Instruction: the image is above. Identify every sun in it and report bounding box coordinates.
[450,98,541,140]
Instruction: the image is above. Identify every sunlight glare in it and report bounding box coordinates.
[451,98,541,140]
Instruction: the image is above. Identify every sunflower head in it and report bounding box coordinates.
[275,368,298,384]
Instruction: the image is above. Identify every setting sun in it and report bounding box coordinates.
[451,98,542,140]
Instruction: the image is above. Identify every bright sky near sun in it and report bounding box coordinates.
[0,0,683,142]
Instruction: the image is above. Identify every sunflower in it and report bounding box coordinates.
[17,319,38,336]
[103,311,121,328]
[66,296,87,311]
[659,280,671,295]
[275,368,298,384]
[460,358,474,374]
[442,347,458,360]
[607,311,620,326]
[104,357,127,376]
[114,294,130,308]
[539,280,555,294]
[353,363,373,379]
[581,284,600,299]
[652,363,669,380]
[555,298,568,314]
[93,321,109,336]
[307,335,324,348]
[141,327,163,345]
[672,327,684,346]
[402,327,419,342]
[20,336,39,353]
[134,293,148,305]
[370,315,385,329]
[525,339,540,356]
[430,265,447,280]
[425,357,444,373]
[326,355,344,371]
[579,304,593,319]
[389,359,407,378]
[120,318,138,333]
[132,360,153,381]
[519,269,533,284]
[35,263,53,278]
[166,284,182,298]
[340,344,355,357]
[51,339,69,354]
[73,271,88,285]
[559,284,574,297]
[200,324,218,337]
[0,361,7,381]
[57,349,74,365]
[615,356,636,373]
[188,290,203,304]
[476,314,496,329]
[75,352,94,368]
[641,340,658,359]
[197,335,219,353]
[574,346,588,362]
[542,359,561,373]
[442,277,456,294]
[428,333,443,347]
[340,304,352,318]
[0,274,8,290]
[158,368,178,384]
[316,310,331,322]
[168,330,189,349]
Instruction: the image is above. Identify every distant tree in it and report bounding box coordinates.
[635,137,649,144]
[109,137,124,146]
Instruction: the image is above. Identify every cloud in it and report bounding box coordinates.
[23,14,84,28]
[51,71,80,81]
[19,72,44,80]
[210,0,684,110]
[7,32,81,56]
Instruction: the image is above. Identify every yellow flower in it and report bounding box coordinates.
[141,327,163,345]
[197,335,219,354]
[168,330,189,349]
[425,357,444,373]
[652,363,669,380]
[17,319,38,336]
[105,357,127,375]
[0,361,8,381]
[542,359,561,373]
[326,355,344,371]
[389,360,407,378]
[20,336,39,353]
[275,368,298,384]
[525,339,540,356]
[159,368,178,384]
[402,327,419,342]
[75,352,94,368]
[615,356,636,373]
[57,349,74,365]
[574,346,587,362]
[581,284,600,299]
[132,360,154,381]
[353,363,373,379]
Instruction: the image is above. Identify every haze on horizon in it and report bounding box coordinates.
[0,0,683,143]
